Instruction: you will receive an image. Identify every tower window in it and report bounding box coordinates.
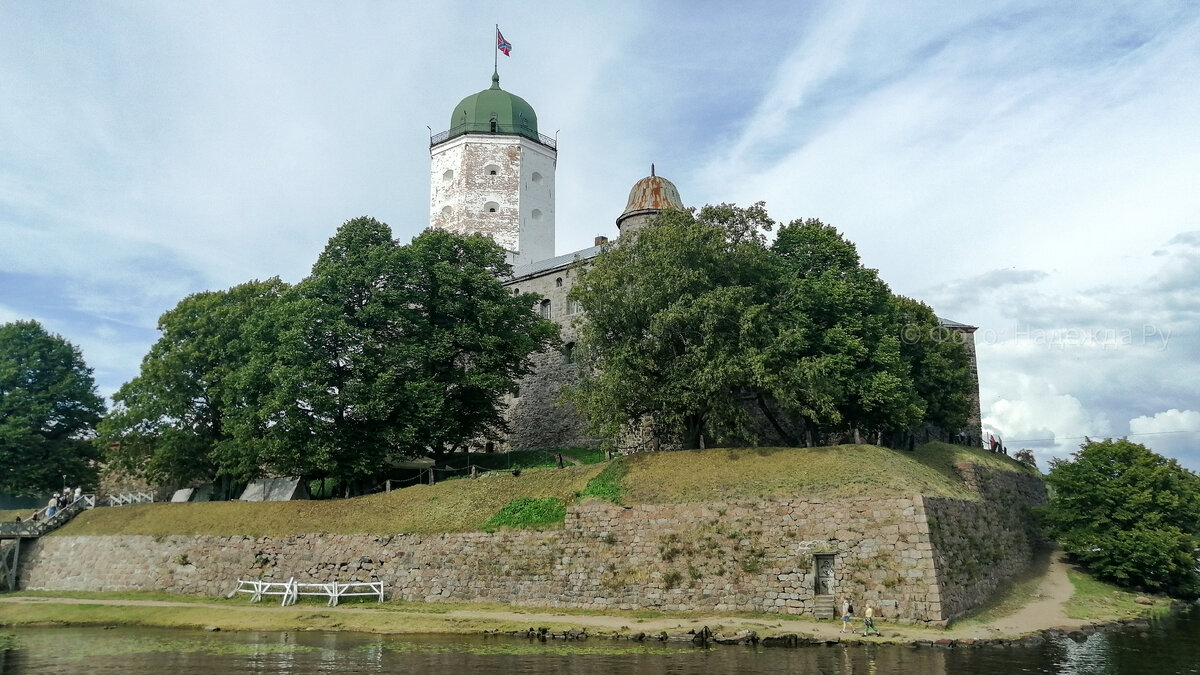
[484,201,499,213]
[531,172,543,184]
[442,169,454,181]
[440,206,451,218]
[484,164,500,176]
[539,299,551,319]
[555,277,562,288]
[531,208,543,221]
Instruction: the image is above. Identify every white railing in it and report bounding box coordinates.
[232,577,385,606]
[107,492,154,507]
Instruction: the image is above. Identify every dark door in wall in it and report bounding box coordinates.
[814,554,835,596]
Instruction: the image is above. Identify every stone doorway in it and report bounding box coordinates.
[813,554,836,618]
[814,554,835,596]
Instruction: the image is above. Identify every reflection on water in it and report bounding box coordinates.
[1,607,1196,674]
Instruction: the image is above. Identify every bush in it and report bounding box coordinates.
[1040,438,1200,597]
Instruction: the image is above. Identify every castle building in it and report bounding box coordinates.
[429,71,982,452]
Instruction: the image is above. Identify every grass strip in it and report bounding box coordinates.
[483,497,567,531]
[581,459,628,504]
[1063,569,1173,621]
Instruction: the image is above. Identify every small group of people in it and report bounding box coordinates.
[45,487,82,518]
[840,596,882,636]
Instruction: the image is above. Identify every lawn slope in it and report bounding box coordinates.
[52,442,1034,538]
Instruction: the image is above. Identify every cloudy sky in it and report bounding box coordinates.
[2,1,1197,469]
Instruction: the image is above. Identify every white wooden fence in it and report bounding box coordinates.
[107,492,154,506]
[232,577,385,606]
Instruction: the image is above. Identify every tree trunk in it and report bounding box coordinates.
[756,395,798,446]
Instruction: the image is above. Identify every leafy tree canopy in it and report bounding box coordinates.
[97,279,289,491]
[102,218,557,496]
[1041,438,1200,596]
[236,218,558,490]
[0,320,104,494]
[568,204,973,450]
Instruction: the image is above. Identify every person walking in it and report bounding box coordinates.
[840,596,853,633]
[863,604,880,636]
[47,493,59,518]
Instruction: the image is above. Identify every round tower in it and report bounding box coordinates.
[429,71,556,266]
[616,165,684,238]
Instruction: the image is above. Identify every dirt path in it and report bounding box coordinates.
[0,552,1088,640]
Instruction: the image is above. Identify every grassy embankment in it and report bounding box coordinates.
[48,442,1031,538]
[0,442,1077,637]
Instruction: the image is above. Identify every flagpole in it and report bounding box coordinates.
[494,24,498,74]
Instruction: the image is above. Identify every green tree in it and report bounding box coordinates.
[767,219,922,444]
[0,320,105,494]
[891,295,971,435]
[393,228,559,464]
[98,279,288,492]
[247,219,557,490]
[569,205,971,450]
[1041,438,1200,596]
[569,205,778,449]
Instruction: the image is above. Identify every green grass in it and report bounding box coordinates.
[615,442,1028,504]
[482,497,567,531]
[580,458,628,503]
[0,508,37,522]
[48,442,1025,537]
[55,464,604,537]
[1063,569,1173,621]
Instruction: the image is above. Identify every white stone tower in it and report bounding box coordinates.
[429,71,556,266]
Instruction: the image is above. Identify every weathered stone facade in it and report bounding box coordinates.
[18,467,1042,622]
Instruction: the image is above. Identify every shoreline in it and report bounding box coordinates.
[0,592,1175,650]
[0,550,1179,648]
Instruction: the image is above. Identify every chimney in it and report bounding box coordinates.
[594,235,609,246]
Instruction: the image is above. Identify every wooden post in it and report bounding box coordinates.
[428,469,435,485]
[386,479,392,493]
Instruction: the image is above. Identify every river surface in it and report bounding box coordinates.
[2,607,1197,674]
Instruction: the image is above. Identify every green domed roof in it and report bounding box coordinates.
[446,71,540,143]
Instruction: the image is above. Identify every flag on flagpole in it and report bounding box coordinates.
[496,29,512,56]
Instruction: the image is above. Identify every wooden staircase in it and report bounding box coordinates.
[0,497,94,591]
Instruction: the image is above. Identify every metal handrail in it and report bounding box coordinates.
[430,124,556,150]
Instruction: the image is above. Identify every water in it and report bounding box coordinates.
[2,608,1197,674]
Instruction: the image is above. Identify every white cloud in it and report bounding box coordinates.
[1129,409,1200,470]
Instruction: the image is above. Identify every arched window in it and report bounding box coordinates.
[539,299,551,319]
[512,287,520,295]
[442,169,454,181]
[484,201,499,213]
[563,342,577,364]
[440,205,451,218]
[531,171,543,184]
[484,164,500,176]
[555,277,563,288]
[531,208,543,220]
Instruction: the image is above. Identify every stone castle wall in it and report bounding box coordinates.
[923,465,1049,619]
[502,264,596,452]
[17,469,1044,622]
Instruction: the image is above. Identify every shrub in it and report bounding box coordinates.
[1040,438,1200,597]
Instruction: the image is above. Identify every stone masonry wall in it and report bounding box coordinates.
[18,480,1042,622]
[922,466,1048,620]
